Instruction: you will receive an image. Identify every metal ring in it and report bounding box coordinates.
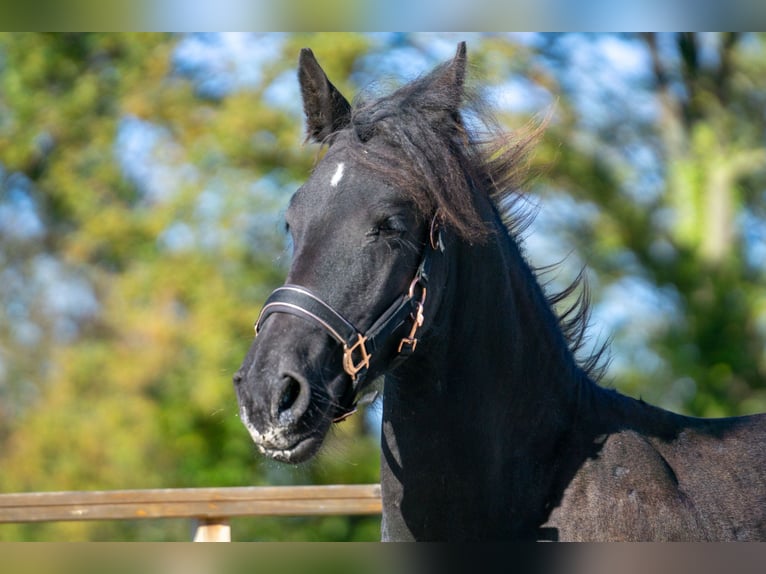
[429,212,441,250]
[407,277,427,303]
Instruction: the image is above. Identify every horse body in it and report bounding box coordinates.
[379,201,766,541]
[235,43,766,541]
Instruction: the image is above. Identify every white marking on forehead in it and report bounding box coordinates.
[330,162,345,187]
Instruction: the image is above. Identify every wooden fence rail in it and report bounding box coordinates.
[0,484,382,541]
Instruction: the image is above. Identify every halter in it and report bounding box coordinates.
[254,214,444,421]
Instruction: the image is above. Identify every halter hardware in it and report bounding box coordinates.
[398,277,427,353]
[342,334,372,378]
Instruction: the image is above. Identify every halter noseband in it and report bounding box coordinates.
[254,216,444,420]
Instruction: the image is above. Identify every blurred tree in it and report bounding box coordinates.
[0,32,379,541]
[515,33,766,416]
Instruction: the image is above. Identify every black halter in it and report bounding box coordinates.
[254,217,444,420]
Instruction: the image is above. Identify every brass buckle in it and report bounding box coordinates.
[398,301,425,353]
[399,278,428,353]
[343,334,371,379]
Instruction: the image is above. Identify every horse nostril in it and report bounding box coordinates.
[272,373,310,425]
[278,375,303,415]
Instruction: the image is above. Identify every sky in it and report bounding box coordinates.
[7,0,764,32]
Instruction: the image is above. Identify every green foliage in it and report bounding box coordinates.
[521,33,766,416]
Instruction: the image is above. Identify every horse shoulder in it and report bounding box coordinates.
[656,415,766,539]
[543,411,766,541]
[543,429,711,541]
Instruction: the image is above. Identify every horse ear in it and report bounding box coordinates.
[417,41,467,124]
[446,41,467,95]
[298,48,352,143]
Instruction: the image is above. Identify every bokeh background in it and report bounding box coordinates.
[1,32,765,541]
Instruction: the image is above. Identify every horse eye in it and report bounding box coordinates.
[377,216,406,234]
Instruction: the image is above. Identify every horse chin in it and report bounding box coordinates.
[240,403,334,464]
[257,433,325,464]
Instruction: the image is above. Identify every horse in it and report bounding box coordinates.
[233,43,766,541]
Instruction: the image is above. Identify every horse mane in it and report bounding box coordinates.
[325,59,609,382]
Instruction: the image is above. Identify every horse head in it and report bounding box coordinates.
[234,44,472,463]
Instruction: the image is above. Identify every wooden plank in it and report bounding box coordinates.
[0,484,382,523]
[0,484,381,506]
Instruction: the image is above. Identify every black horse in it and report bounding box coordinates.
[234,43,766,541]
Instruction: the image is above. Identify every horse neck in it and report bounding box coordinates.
[380,219,588,539]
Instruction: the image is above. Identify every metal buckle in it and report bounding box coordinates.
[398,278,428,353]
[398,301,425,353]
[342,334,372,379]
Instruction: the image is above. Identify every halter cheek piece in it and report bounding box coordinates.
[254,215,444,421]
